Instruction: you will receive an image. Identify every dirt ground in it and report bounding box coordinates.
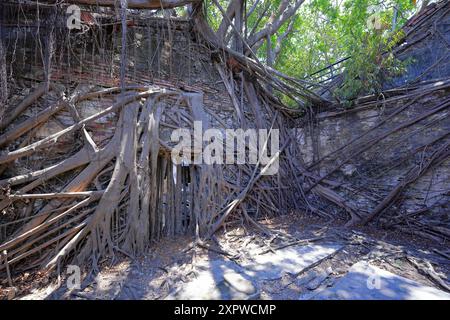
[2,212,449,300]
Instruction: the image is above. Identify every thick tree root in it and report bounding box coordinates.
[0,81,299,275]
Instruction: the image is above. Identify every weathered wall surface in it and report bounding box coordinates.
[0,7,298,253]
[296,81,449,241]
[293,2,450,242]
[388,1,450,87]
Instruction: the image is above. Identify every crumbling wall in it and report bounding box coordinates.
[388,1,450,87]
[296,80,450,241]
[293,2,450,242]
[0,3,302,271]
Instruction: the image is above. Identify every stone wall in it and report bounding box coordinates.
[293,2,450,238]
[296,83,449,238]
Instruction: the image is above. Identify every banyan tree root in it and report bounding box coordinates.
[0,86,186,272]
[0,81,293,275]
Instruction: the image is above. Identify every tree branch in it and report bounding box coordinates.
[248,0,304,48]
[216,0,240,40]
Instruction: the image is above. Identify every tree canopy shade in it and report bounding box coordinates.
[200,0,422,106]
[292,0,415,77]
[206,0,416,79]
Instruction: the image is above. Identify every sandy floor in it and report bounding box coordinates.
[4,213,450,300]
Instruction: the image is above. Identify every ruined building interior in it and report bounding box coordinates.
[0,0,449,300]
